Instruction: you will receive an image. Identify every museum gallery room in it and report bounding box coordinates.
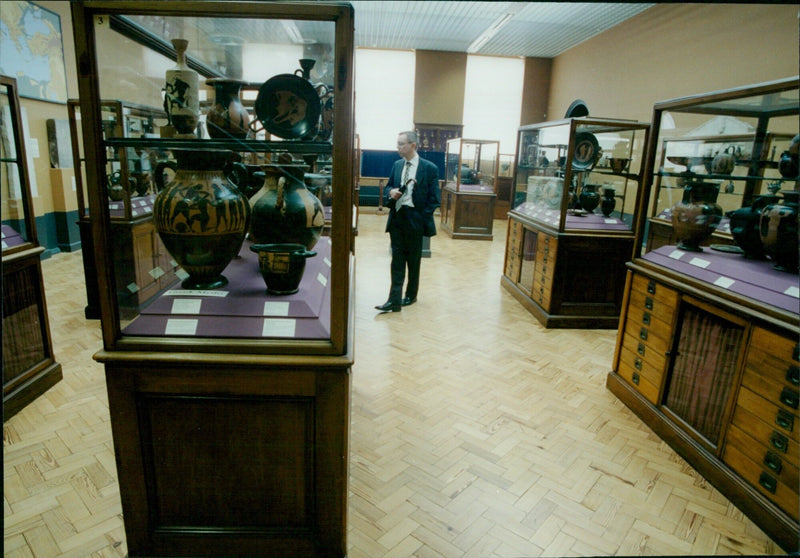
[2,1,799,557]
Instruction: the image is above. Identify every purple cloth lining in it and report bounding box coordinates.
[109,194,156,219]
[2,224,25,248]
[643,245,799,313]
[512,202,632,231]
[122,239,332,339]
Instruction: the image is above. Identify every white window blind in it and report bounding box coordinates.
[355,49,415,150]
[462,55,524,153]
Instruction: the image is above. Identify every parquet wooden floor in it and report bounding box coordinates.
[4,213,784,557]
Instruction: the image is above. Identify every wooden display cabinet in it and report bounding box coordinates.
[67,99,179,319]
[71,2,355,556]
[606,77,799,552]
[440,137,499,239]
[494,153,514,219]
[502,117,651,328]
[1,75,62,420]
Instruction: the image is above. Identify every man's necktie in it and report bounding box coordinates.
[401,161,411,191]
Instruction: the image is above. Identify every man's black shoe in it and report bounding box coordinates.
[401,297,417,306]
[375,301,401,312]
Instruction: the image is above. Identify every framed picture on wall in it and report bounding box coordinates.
[415,123,463,152]
[0,1,68,104]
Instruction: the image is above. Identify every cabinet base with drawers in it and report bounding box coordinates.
[440,185,495,240]
[607,256,799,552]
[502,212,633,328]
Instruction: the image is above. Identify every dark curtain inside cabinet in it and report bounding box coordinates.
[664,306,743,444]
[3,265,45,382]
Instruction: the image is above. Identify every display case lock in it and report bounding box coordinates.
[779,387,799,409]
[758,472,777,494]
[770,431,788,453]
[763,451,783,474]
[776,409,794,432]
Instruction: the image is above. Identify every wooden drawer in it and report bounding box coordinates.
[730,403,800,463]
[723,431,799,521]
[630,273,679,312]
[735,385,799,442]
[619,344,663,404]
[746,327,799,390]
[726,422,799,496]
[623,304,673,350]
[741,366,800,418]
[622,330,668,375]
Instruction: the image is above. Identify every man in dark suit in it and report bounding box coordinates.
[375,130,441,313]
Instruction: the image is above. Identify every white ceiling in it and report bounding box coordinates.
[350,2,655,58]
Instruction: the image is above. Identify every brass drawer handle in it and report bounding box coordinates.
[634,358,643,371]
[642,312,651,326]
[787,365,799,386]
[637,342,645,356]
[779,387,799,410]
[770,431,788,453]
[644,297,654,310]
[764,451,783,474]
[647,280,656,294]
[758,472,777,494]
[632,372,640,386]
[639,328,648,341]
[776,409,794,432]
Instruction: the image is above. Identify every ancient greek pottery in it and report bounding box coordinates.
[727,195,779,259]
[250,164,325,250]
[164,39,200,135]
[778,134,799,179]
[711,145,739,175]
[671,181,723,252]
[608,158,629,174]
[153,149,251,289]
[304,173,333,206]
[205,78,250,139]
[760,190,799,273]
[250,243,316,295]
[579,183,601,213]
[130,172,151,197]
[107,170,125,201]
[601,187,616,217]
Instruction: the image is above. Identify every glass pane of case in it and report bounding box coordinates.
[445,138,499,193]
[511,118,649,233]
[76,5,351,351]
[1,78,32,251]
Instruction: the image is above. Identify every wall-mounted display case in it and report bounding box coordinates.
[440,137,499,239]
[71,2,354,556]
[606,77,799,552]
[502,117,651,328]
[1,75,62,420]
[68,99,178,318]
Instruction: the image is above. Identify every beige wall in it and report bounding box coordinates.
[414,50,467,125]
[520,57,552,125]
[548,3,799,123]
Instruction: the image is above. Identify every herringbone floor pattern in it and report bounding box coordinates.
[4,213,783,556]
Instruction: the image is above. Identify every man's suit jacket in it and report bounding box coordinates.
[383,156,441,237]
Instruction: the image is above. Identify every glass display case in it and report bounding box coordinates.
[502,117,651,328]
[645,79,798,252]
[71,2,354,556]
[67,99,177,318]
[494,152,514,219]
[1,75,62,419]
[440,137,499,239]
[607,77,799,553]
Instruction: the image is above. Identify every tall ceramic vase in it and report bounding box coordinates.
[165,39,199,135]
[760,190,799,273]
[205,78,250,139]
[250,164,325,250]
[601,187,616,217]
[671,181,723,252]
[579,183,601,213]
[154,149,250,289]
